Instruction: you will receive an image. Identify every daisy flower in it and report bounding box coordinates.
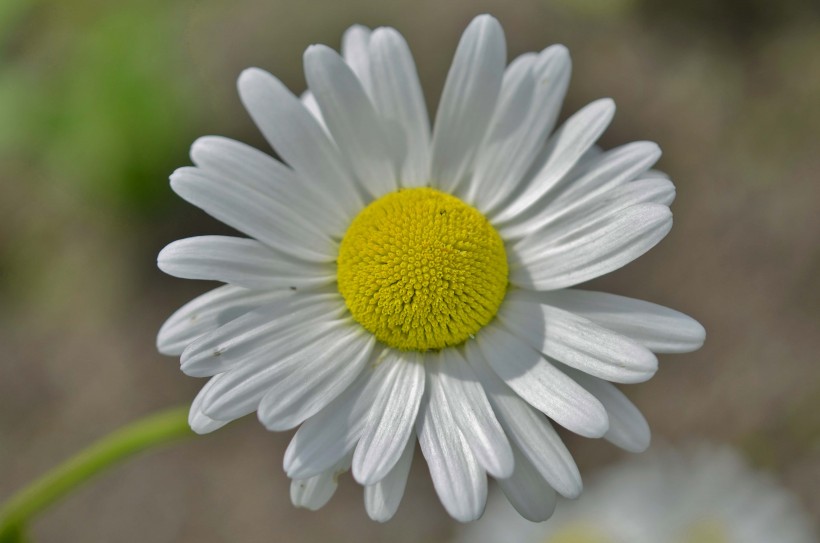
[157,14,705,522]
[454,443,818,542]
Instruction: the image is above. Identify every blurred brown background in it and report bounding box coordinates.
[1,0,818,540]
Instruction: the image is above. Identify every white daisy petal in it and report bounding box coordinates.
[341,25,373,95]
[188,378,230,434]
[461,56,535,204]
[284,365,376,479]
[548,141,661,208]
[237,67,363,221]
[291,455,351,511]
[368,27,431,187]
[534,289,705,353]
[612,176,676,206]
[256,329,375,431]
[513,176,676,255]
[364,434,415,522]
[157,236,336,289]
[179,291,343,376]
[499,295,658,384]
[522,178,676,258]
[353,351,425,485]
[430,14,506,193]
[629,176,677,205]
[170,167,336,261]
[466,340,583,498]
[475,323,609,438]
[492,98,616,224]
[469,45,572,213]
[510,203,673,290]
[560,365,651,453]
[498,445,558,522]
[304,45,398,198]
[157,285,283,356]
[299,91,326,129]
[417,378,487,522]
[499,140,662,239]
[189,135,344,235]
[434,349,514,479]
[198,318,367,421]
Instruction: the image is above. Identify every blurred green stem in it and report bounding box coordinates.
[0,406,192,540]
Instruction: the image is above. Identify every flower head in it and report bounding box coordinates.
[454,444,818,542]
[157,15,705,522]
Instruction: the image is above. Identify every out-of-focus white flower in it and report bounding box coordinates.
[455,443,818,541]
[157,14,705,522]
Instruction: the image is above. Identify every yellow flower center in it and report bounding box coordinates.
[337,187,508,351]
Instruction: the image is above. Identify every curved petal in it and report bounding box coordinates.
[491,98,616,224]
[189,135,344,236]
[353,351,425,485]
[171,167,336,261]
[157,236,336,290]
[434,349,513,479]
[499,141,662,240]
[499,295,658,384]
[461,55,535,204]
[532,289,705,353]
[364,434,415,522]
[368,27,431,187]
[179,290,343,376]
[197,317,365,421]
[510,203,673,291]
[474,323,608,438]
[257,327,375,430]
[513,178,675,251]
[466,340,583,498]
[290,455,351,511]
[299,91,327,130]
[430,15,506,194]
[498,445,558,522]
[304,45,398,198]
[341,25,373,95]
[560,365,651,453]
[188,378,231,434]
[284,364,377,479]
[237,67,363,221]
[469,45,572,214]
[157,285,284,356]
[416,378,487,522]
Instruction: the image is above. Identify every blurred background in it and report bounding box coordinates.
[1,0,818,540]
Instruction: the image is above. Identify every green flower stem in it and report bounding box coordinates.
[0,406,193,539]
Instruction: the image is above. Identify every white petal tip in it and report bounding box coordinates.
[563,485,583,500]
[345,23,370,34]
[690,322,707,349]
[578,412,610,439]
[366,511,393,523]
[544,43,570,60]
[490,462,515,480]
[471,14,501,28]
[304,43,333,60]
[620,437,651,454]
[595,97,616,114]
[237,67,269,91]
[484,445,516,480]
[156,244,175,272]
[189,412,228,435]
[370,26,400,42]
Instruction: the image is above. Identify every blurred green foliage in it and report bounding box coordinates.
[0,0,200,212]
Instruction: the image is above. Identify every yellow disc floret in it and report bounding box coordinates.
[337,187,508,352]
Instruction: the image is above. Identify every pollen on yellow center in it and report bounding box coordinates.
[337,187,508,352]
